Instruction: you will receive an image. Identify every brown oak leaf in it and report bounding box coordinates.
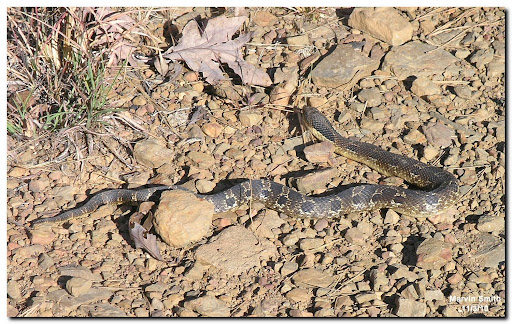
[162,15,272,86]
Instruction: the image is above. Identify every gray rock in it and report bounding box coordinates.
[47,288,113,316]
[281,261,299,276]
[311,44,380,88]
[423,123,455,148]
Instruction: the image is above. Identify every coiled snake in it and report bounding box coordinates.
[31,106,459,226]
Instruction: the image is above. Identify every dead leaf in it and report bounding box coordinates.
[129,212,163,261]
[162,15,272,86]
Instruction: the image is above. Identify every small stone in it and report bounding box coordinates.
[423,145,439,161]
[403,129,426,145]
[184,295,230,317]
[354,292,378,303]
[195,179,216,194]
[453,85,480,100]
[29,228,57,245]
[423,123,455,148]
[132,96,147,106]
[7,280,22,301]
[281,262,299,276]
[303,142,335,163]
[286,288,311,303]
[65,277,92,297]
[253,10,277,27]
[394,298,427,317]
[59,265,102,281]
[424,289,444,301]
[202,122,223,138]
[134,139,174,168]
[187,151,216,169]
[299,238,325,251]
[314,219,329,232]
[410,77,441,97]
[384,210,400,224]
[447,272,463,285]
[416,238,452,270]
[296,168,337,194]
[239,111,263,127]
[344,227,365,245]
[287,34,310,46]
[195,226,277,276]
[357,87,383,107]
[292,268,334,288]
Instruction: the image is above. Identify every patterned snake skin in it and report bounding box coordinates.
[31,106,459,226]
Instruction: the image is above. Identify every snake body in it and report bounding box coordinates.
[31,106,459,226]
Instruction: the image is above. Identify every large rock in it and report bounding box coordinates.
[348,8,413,46]
[311,44,380,88]
[153,190,214,247]
[382,41,459,80]
[195,225,277,276]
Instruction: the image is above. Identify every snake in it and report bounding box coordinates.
[31,106,459,227]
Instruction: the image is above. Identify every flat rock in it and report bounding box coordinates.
[187,151,216,169]
[410,77,441,97]
[348,8,413,46]
[357,87,383,107]
[423,122,456,148]
[476,214,505,233]
[153,190,214,247]
[65,277,92,297]
[134,139,174,168]
[292,268,334,288]
[195,225,277,276]
[80,304,127,317]
[460,233,504,269]
[382,41,459,80]
[46,288,113,316]
[394,298,427,317]
[311,44,380,88]
[296,168,337,194]
[184,295,230,317]
[416,238,452,270]
[58,265,102,281]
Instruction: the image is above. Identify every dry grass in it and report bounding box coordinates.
[6,7,134,138]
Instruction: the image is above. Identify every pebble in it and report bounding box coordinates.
[403,129,426,145]
[287,35,310,46]
[132,96,147,106]
[195,179,216,194]
[296,168,337,194]
[187,151,216,169]
[153,190,214,247]
[423,123,455,148]
[7,280,22,301]
[29,228,57,245]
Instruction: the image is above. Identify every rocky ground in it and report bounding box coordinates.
[7,7,505,317]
